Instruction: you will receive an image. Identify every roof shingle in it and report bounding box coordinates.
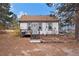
[20,15,58,22]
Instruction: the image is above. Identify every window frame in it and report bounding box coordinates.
[48,22,52,31]
[38,23,42,31]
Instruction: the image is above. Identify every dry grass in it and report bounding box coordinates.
[5,29,20,37]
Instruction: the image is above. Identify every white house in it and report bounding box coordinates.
[19,15,59,37]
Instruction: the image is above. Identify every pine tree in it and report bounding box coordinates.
[47,3,79,40]
[0,3,17,29]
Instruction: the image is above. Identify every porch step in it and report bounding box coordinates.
[30,39,41,43]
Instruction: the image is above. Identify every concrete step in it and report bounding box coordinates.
[29,39,41,43]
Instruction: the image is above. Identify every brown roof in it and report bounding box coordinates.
[20,15,59,22]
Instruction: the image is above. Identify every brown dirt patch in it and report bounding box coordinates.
[0,33,79,56]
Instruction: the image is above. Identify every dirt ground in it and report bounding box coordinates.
[0,33,79,56]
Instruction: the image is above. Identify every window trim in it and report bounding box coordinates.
[48,23,52,31]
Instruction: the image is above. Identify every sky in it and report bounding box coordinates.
[10,3,56,18]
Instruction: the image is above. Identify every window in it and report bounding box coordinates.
[38,23,42,31]
[48,23,52,30]
[28,26,31,30]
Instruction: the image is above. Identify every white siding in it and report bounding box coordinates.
[40,22,59,34]
[40,23,48,35]
[20,23,28,29]
[52,22,59,34]
[20,22,59,34]
[30,22,39,34]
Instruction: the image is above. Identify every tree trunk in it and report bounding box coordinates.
[75,11,79,41]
